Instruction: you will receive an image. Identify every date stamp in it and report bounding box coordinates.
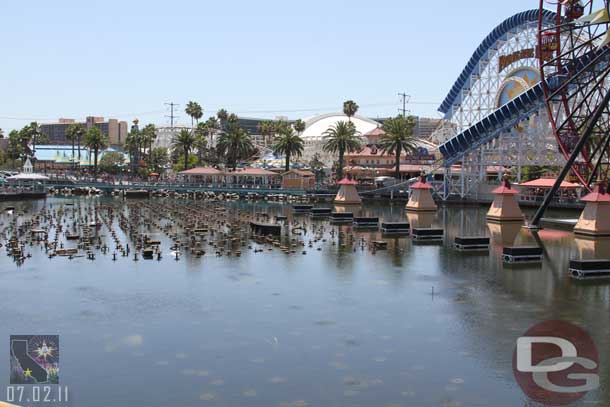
[6,336,69,407]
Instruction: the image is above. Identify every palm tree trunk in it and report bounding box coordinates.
[94,149,98,176]
[395,146,401,180]
[71,141,75,169]
[285,153,290,172]
[184,148,189,171]
[338,149,345,180]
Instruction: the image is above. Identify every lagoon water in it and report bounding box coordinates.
[0,198,608,407]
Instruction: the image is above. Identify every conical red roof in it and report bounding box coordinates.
[411,176,433,190]
[581,185,610,202]
[337,177,358,185]
[492,184,519,195]
[492,178,519,195]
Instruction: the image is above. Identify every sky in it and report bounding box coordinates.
[0,0,540,131]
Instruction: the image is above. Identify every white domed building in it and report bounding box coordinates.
[301,113,381,166]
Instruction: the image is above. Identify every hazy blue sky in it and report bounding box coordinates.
[0,0,539,131]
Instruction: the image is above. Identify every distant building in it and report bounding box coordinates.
[40,116,128,146]
[414,117,443,139]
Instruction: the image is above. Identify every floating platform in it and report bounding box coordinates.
[455,236,490,252]
[330,212,354,223]
[142,248,154,259]
[381,222,410,235]
[310,208,332,218]
[569,259,610,280]
[372,241,388,250]
[353,217,379,228]
[124,190,150,198]
[412,228,444,242]
[503,246,543,264]
[292,204,314,213]
[250,222,282,236]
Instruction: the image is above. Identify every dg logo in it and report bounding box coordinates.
[512,320,599,406]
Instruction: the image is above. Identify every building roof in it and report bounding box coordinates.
[7,173,49,181]
[392,164,431,173]
[180,167,223,175]
[282,169,315,177]
[519,178,581,189]
[300,113,378,142]
[363,127,385,138]
[230,168,278,176]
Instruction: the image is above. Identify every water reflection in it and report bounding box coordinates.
[0,199,608,406]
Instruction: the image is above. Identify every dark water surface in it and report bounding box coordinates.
[0,198,608,407]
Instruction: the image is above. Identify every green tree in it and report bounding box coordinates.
[217,109,229,128]
[193,125,208,166]
[65,123,86,168]
[7,129,29,162]
[343,100,359,122]
[216,122,255,170]
[293,119,306,134]
[204,117,219,144]
[273,127,304,172]
[172,129,196,171]
[140,124,157,163]
[21,122,47,160]
[322,121,361,179]
[0,128,4,138]
[379,116,418,180]
[185,101,203,128]
[309,153,325,183]
[257,120,276,147]
[173,153,198,173]
[84,126,109,176]
[99,151,125,174]
[149,147,169,173]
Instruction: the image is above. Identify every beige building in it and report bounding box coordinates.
[40,116,128,146]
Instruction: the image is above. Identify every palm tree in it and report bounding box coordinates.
[185,101,203,128]
[194,123,208,166]
[23,122,46,160]
[141,124,157,163]
[65,123,86,166]
[65,126,77,168]
[217,109,229,128]
[293,119,306,135]
[379,116,418,180]
[257,120,275,147]
[322,121,362,179]
[273,127,304,172]
[84,126,108,176]
[172,129,196,171]
[216,122,255,170]
[343,100,359,122]
[204,117,219,145]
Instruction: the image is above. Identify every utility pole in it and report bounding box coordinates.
[398,92,410,117]
[165,102,179,129]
